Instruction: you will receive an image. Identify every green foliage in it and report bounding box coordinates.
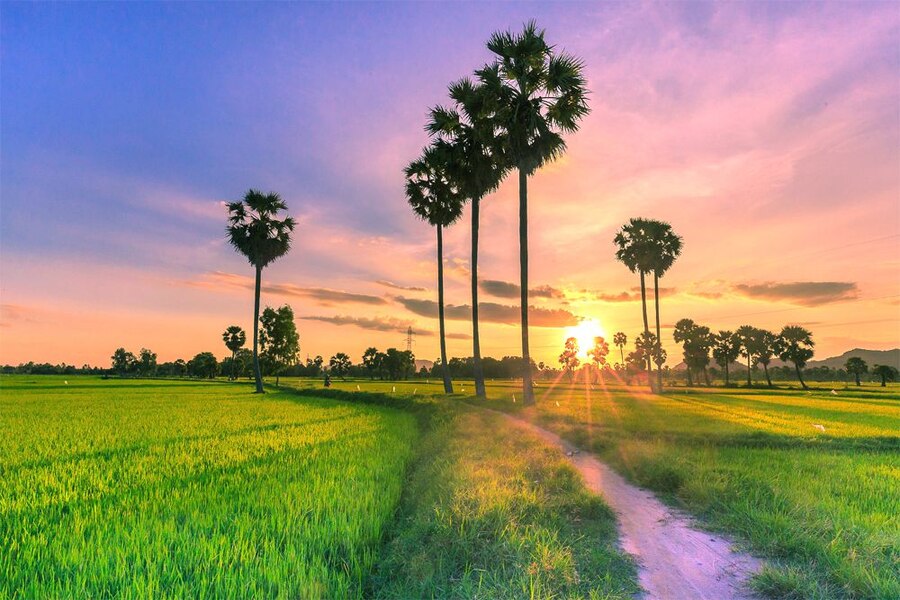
[845,357,869,386]
[187,351,217,378]
[0,377,416,599]
[259,305,300,382]
[872,364,898,386]
[329,352,352,380]
[226,190,295,270]
[474,382,900,599]
[110,347,136,376]
[368,407,638,599]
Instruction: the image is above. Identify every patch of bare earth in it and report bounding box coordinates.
[496,410,763,600]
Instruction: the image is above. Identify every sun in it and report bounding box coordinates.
[563,319,608,358]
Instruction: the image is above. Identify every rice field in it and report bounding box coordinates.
[471,380,900,600]
[0,376,416,598]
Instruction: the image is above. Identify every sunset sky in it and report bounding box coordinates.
[2,1,899,368]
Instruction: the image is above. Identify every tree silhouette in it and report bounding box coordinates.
[329,353,352,380]
[673,319,697,386]
[362,347,380,379]
[558,336,581,382]
[615,219,658,388]
[428,78,506,400]
[775,325,815,389]
[222,325,246,381]
[613,332,627,366]
[735,325,759,387]
[137,348,157,377]
[258,305,300,387]
[872,364,897,387]
[646,220,682,390]
[405,145,464,394]
[227,190,295,393]
[712,330,740,386]
[754,329,777,387]
[845,356,868,386]
[588,336,610,382]
[479,20,589,405]
[111,348,136,377]
[634,331,661,387]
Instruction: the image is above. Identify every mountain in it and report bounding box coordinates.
[415,359,434,372]
[807,348,900,370]
[672,348,899,371]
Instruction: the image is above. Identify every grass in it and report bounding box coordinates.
[2,375,641,599]
[0,376,416,598]
[460,378,900,600]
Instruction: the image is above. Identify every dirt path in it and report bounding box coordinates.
[494,410,763,600]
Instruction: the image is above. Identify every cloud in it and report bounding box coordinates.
[183,271,386,306]
[393,296,580,327]
[375,279,427,292]
[731,281,858,306]
[299,314,472,340]
[479,279,566,299]
[299,314,411,333]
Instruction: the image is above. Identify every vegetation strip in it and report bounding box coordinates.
[284,384,640,598]
[489,408,763,600]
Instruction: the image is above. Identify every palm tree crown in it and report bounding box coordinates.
[405,145,464,228]
[222,326,246,352]
[227,190,296,268]
[613,218,658,275]
[478,20,590,173]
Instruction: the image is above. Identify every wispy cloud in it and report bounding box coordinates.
[731,281,858,307]
[375,280,427,292]
[394,296,581,327]
[182,271,386,306]
[479,279,567,300]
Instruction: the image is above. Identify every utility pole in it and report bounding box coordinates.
[405,326,414,352]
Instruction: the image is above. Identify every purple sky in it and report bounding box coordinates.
[2,1,898,366]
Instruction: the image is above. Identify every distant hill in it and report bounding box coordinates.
[807,348,900,370]
[415,359,434,372]
[672,348,899,371]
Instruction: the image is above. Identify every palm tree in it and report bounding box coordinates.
[613,332,627,366]
[222,325,246,381]
[646,220,682,390]
[227,190,295,393]
[712,330,740,386]
[614,218,657,388]
[588,336,610,383]
[735,325,758,387]
[755,329,777,388]
[673,318,696,386]
[428,78,507,401]
[775,325,814,389]
[845,357,868,386]
[405,144,465,394]
[478,21,590,405]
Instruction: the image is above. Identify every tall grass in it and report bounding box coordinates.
[0,376,416,598]
[470,380,899,600]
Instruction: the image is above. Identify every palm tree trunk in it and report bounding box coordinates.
[519,167,535,405]
[437,226,453,394]
[639,270,652,390]
[654,271,662,391]
[231,349,236,381]
[763,363,772,387]
[252,265,264,394]
[619,345,624,365]
[795,363,807,389]
[471,196,486,400]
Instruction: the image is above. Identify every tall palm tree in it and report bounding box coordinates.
[613,332,627,366]
[614,218,657,389]
[222,325,246,381]
[226,190,295,393]
[645,220,682,391]
[428,78,507,400]
[405,144,465,394]
[478,21,590,405]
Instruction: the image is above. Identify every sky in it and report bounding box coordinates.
[1,1,899,368]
